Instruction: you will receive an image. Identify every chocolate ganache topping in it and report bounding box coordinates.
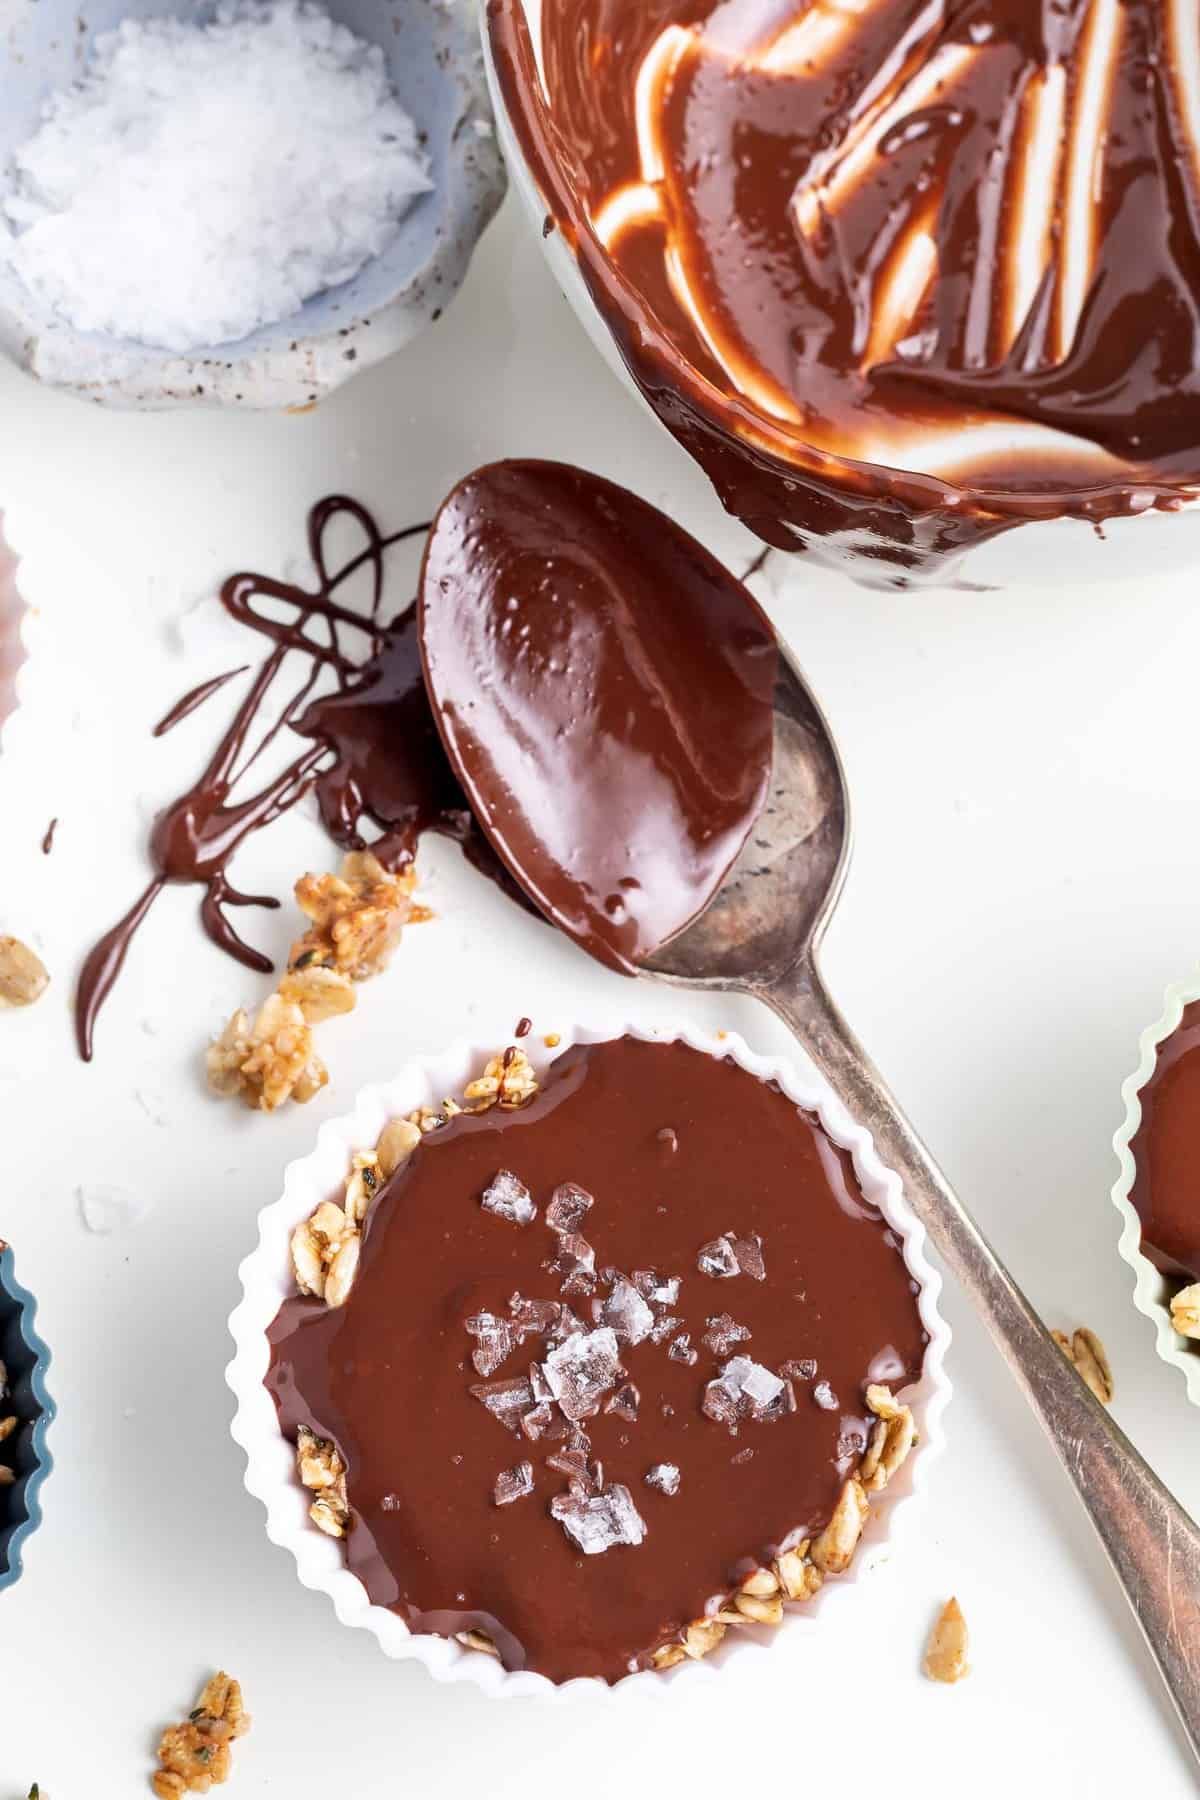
[420,460,778,973]
[489,0,1200,580]
[1131,1002,1200,1284]
[267,1036,927,1682]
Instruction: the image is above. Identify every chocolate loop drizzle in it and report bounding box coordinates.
[75,500,444,1061]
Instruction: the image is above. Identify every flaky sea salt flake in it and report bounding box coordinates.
[546,1182,594,1234]
[543,1328,621,1420]
[550,1482,647,1555]
[465,1311,517,1378]
[596,1276,655,1345]
[470,1375,535,1434]
[697,1235,740,1279]
[493,1461,535,1506]
[481,1169,536,1226]
[604,1381,640,1422]
[77,1183,150,1234]
[632,1269,681,1308]
[644,1463,680,1496]
[729,1233,766,1281]
[703,1313,751,1356]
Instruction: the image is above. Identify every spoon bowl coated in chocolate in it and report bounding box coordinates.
[649,655,1200,1767]
[420,456,1200,1756]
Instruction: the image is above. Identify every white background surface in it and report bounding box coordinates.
[2,196,1199,1797]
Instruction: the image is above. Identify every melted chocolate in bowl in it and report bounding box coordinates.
[1131,1002,1200,1283]
[489,0,1200,580]
[266,1036,927,1682]
[419,460,778,973]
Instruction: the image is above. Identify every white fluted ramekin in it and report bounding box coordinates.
[227,1018,952,1698]
[1113,973,1200,1407]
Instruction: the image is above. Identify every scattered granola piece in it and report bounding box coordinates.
[1053,1324,1114,1405]
[289,1145,392,1307]
[0,935,49,1008]
[207,994,328,1112]
[209,853,422,1110]
[152,1670,250,1798]
[859,1383,916,1492]
[1170,1283,1200,1340]
[376,1116,422,1178]
[291,852,416,981]
[295,1425,349,1536]
[810,1477,868,1573]
[923,1597,970,1684]
[464,1045,539,1110]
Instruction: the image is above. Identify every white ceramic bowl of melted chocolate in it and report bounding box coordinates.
[484,0,1200,589]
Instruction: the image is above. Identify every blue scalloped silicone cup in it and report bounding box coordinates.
[0,1245,54,1590]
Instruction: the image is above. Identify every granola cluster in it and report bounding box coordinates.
[648,1383,914,1671]
[1170,1282,1200,1341]
[0,934,49,1008]
[0,1359,16,1490]
[207,851,421,1111]
[152,1671,250,1798]
[1052,1325,1114,1405]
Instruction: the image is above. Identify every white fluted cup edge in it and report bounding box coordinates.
[1112,971,1200,1407]
[227,1017,953,1697]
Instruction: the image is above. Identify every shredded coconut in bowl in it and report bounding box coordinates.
[1,1,433,353]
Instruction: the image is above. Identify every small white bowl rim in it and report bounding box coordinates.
[227,1016,953,1700]
[1112,973,1200,1408]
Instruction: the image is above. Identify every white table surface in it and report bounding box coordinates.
[2,196,1199,1798]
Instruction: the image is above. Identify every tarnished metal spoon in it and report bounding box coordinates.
[644,645,1200,1761]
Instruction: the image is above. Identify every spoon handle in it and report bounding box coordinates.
[759,954,1200,1763]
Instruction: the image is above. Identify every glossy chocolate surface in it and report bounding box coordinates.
[489,0,1200,581]
[420,460,777,973]
[266,1036,927,1683]
[1131,1002,1200,1282]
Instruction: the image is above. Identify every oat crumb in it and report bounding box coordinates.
[0,936,49,1008]
[1053,1324,1114,1404]
[1170,1283,1200,1340]
[152,1670,249,1797]
[923,1597,970,1683]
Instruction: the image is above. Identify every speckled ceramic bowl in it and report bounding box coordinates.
[0,1244,54,1591]
[0,0,506,410]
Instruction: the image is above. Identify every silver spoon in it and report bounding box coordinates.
[644,645,1200,1760]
